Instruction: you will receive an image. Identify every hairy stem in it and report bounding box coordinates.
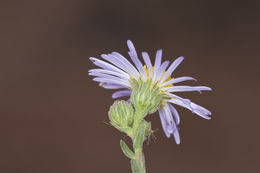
[131,110,147,173]
[132,110,147,137]
[134,148,145,173]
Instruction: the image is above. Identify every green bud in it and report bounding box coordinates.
[130,79,162,116]
[108,100,134,135]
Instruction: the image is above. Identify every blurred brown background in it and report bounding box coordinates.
[0,0,260,173]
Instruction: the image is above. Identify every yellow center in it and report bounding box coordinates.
[144,66,173,87]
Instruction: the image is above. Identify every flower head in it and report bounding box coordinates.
[89,40,212,144]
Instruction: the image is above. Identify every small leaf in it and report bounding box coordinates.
[120,140,135,159]
[133,122,146,150]
[130,159,140,173]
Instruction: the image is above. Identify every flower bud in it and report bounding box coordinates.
[108,100,134,135]
[130,79,162,116]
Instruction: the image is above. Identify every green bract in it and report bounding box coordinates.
[130,79,162,115]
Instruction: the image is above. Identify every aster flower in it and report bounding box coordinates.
[89,40,211,144]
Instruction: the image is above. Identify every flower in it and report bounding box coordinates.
[89,40,212,144]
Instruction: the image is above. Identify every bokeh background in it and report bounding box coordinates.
[1,0,260,173]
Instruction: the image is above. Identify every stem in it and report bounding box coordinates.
[132,110,147,137]
[134,148,145,173]
[131,109,147,173]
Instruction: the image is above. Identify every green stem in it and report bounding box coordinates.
[132,110,147,137]
[131,110,147,173]
[134,148,145,173]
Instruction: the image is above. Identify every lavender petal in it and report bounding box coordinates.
[162,86,212,93]
[167,93,211,119]
[160,56,184,83]
[160,76,197,87]
[153,49,162,81]
[156,61,170,82]
[111,52,140,78]
[168,103,180,125]
[112,90,131,99]
[89,57,129,77]
[142,52,153,78]
[127,40,147,80]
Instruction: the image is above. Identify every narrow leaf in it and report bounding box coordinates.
[133,122,146,150]
[120,140,135,159]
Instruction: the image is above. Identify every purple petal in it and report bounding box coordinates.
[89,69,129,80]
[156,61,170,82]
[127,40,147,80]
[111,52,140,78]
[158,109,171,138]
[112,90,131,99]
[159,76,197,87]
[168,103,180,125]
[89,72,129,84]
[99,83,127,90]
[153,49,162,81]
[167,93,211,120]
[89,57,129,77]
[101,54,129,73]
[159,105,180,144]
[93,77,130,88]
[160,56,184,83]
[162,86,212,93]
[142,52,153,78]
